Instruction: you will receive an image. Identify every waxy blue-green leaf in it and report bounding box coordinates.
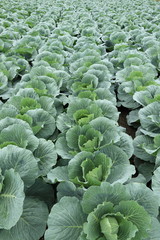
[133,135,155,162]
[0,197,49,240]
[100,145,135,184]
[47,166,69,183]
[0,123,39,151]
[33,138,57,176]
[26,109,56,138]
[139,102,160,136]
[126,183,159,217]
[0,145,38,187]
[57,181,84,201]
[0,169,24,230]
[45,197,87,240]
[81,182,130,214]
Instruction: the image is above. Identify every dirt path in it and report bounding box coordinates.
[118,107,136,139]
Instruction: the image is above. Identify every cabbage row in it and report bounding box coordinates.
[0,0,160,239]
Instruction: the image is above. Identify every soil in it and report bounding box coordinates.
[118,106,136,139]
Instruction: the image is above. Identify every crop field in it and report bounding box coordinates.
[0,0,160,239]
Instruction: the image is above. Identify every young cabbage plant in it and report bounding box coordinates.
[48,145,135,187]
[45,182,160,240]
[56,117,120,159]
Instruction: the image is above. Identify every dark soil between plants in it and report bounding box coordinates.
[118,106,136,139]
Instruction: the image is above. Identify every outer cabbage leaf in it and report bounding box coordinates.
[57,181,84,201]
[90,117,120,145]
[134,160,154,183]
[125,183,159,217]
[0,145,38,188]
[26,109,56,138]
[145,217,160,240]
[45,197,87,240]
[0,123,39,151]
[0,197,49,240]
[115,132,134,158]
[133,85,160,107]
[152,166,160,205]
[117,82,140,109]
[0,72,8,95]
[81,182,130,214]
[47,166,69,184]
[0,169,24,230]
[139,102,160,136]
[33,139,57,176]
[95,99,119,121]
[133,135,155,162]
[100,145,135,179]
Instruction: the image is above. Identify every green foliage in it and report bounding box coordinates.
[0,0,160,239]
[45,183,160,240]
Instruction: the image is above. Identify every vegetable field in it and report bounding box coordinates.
[0,0,160,239]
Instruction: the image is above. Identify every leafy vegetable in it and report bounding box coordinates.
[45,182,160,240]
